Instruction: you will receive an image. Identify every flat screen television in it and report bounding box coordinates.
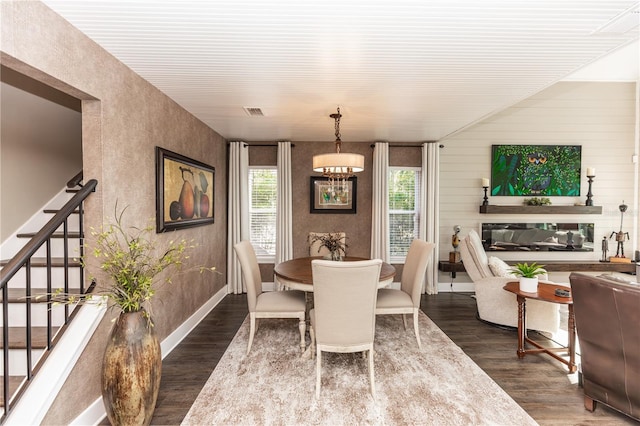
[491,144,581,196]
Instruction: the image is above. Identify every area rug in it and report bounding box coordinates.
[182,312,537,425]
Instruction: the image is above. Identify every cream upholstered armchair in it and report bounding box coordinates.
[459,229,560,333]
[309,259,382,398]
[234,241,307,355]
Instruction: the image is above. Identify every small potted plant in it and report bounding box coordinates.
[511,262,546,293]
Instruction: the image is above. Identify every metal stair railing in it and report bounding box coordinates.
[0,177,97,421]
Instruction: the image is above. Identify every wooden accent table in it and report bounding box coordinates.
[503,282,577,373]
[274,256,396,291]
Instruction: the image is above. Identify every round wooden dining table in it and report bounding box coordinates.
[274,256,396,291]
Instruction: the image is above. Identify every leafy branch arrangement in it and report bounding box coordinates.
[524,197,551,206]
[44,205,216,314]
[510,262,547,279]
[310,232,347,259]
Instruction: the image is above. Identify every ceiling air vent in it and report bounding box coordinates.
[243,107,264,117]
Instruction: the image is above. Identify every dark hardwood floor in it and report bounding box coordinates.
[147,292,636,425]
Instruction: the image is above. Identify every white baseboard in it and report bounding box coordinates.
[71,286,229,426]
[160,286,228,356]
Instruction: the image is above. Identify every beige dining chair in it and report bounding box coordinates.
[308,232,346,257]
[309,258,382,398]
[234,241,307,355]
[375,239,435,349]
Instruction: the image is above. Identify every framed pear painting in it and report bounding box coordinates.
[156,147,214,232]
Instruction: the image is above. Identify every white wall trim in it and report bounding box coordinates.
[160,286,228,356]
[5,298,107,426]
[71,286,229,426]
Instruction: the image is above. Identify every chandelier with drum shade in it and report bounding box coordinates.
[312,107,364,190]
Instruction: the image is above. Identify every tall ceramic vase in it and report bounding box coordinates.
[102,310,162,426]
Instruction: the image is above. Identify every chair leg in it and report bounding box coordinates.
[298,315,306,353]
[413,309,422,350]
[368,348,376,398]
[247,314,256,355]
[309,326,316,359]
[315,348,322,399]
[402,314,407,330]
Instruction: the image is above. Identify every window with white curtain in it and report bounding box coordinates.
[389,167,421,262]
[249,167,277,260]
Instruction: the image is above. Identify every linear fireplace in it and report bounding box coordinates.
[481,222,594,252]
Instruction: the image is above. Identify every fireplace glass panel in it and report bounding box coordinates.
[481,223,594,252]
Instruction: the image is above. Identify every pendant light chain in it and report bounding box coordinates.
[311,106,364,190]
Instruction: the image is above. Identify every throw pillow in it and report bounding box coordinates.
[488,256,516,278]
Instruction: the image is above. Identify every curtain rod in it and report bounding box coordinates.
[369,142,438,148]
[240,143,295,147]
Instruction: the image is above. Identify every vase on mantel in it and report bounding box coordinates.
[519,277,539,293]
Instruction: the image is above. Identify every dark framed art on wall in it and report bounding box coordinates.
[310,176,357,214]
[156,147,214,232]
[490,144,581,196]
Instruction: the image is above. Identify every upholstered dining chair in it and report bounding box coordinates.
[233,241,306,355]
[309,259,382,399]
[375,239,435,349]
[308,232,346,257]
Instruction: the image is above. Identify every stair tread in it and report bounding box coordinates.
[0,375,26,407]
[15,232,81,239]
[0,287,81,303]
[0,257,82,267]
[0,326,57,349]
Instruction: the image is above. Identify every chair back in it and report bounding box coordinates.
[570,272,640,420]
[311,259,382,346]
[234,241,263,312]
[401,239,436,306]
[308,232,346,257]
[459,229,493,282]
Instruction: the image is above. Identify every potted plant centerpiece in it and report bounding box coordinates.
[310,232,347,261]
[511,262,546,293]
[74,206,215,425]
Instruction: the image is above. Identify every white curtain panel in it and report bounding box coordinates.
[275,141,294,290]
[421,142,440,294]
[227,142,249,294]
[370,142,390,262]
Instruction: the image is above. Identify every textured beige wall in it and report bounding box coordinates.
[0,82,82,241]
[1,2,227,424]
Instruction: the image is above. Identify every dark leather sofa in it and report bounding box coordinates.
[569,272,640,421]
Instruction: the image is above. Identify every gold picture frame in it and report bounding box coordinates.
[156,147,214,232]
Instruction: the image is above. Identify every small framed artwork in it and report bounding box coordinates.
[310,176,357,214]
[156,147,214,232]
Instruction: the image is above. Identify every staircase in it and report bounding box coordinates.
[0,174,97,421]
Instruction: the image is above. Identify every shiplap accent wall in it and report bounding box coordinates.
[438,81,638,288]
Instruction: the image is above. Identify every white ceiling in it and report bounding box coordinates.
[42,0,639,143]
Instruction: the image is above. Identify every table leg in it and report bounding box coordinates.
[517,295,526,358]
[567,304,577,373]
